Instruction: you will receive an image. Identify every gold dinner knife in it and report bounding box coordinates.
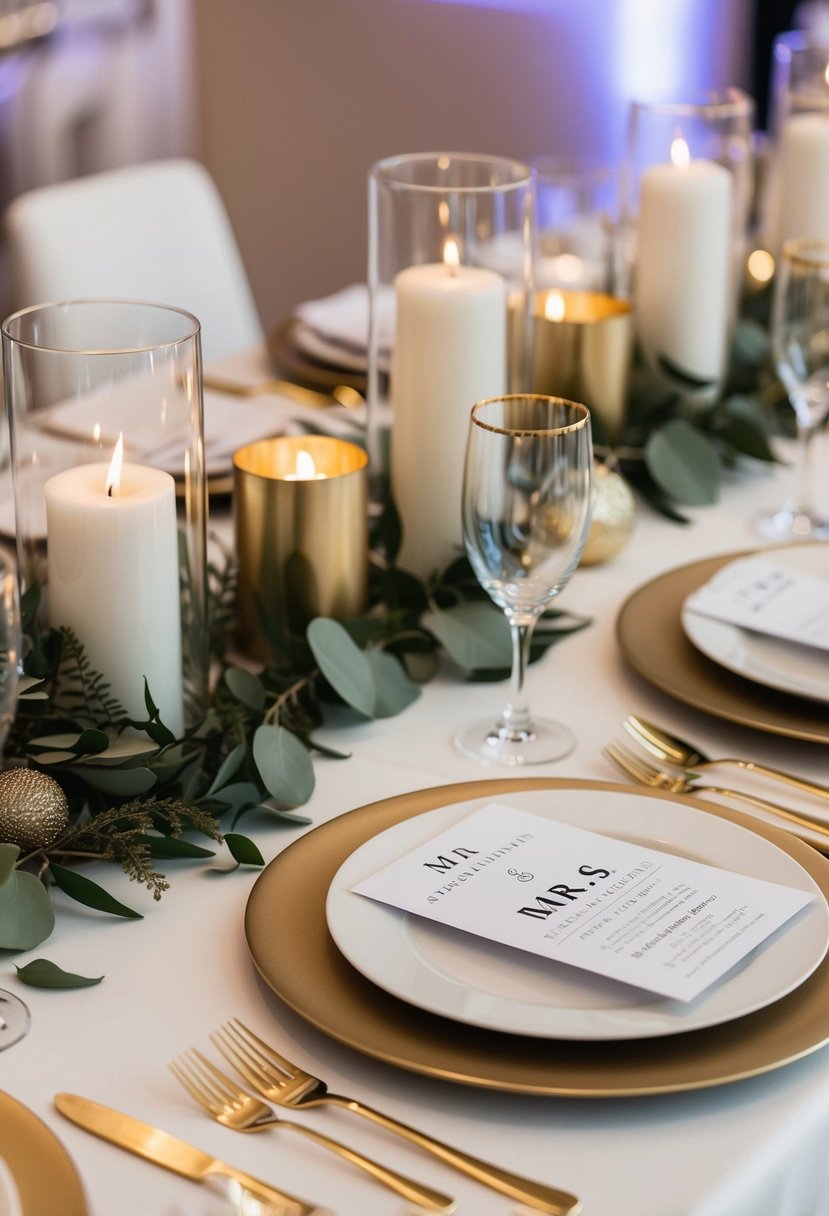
[54,1093,323,1215]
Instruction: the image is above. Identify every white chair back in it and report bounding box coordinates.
[3,158,263,362]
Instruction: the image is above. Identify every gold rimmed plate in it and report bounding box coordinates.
[245,778,829,1097]
[616,547,829,744]
[0,1091,87,1214]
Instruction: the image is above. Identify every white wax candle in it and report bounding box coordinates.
[775,112,829,246]
[391,261,507,577]
[45,462,184,737]
[635,152,732,388]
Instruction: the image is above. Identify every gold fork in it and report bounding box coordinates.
[604,741,829,847]
[169,1049,455,1213]
[212,1020,582,1216]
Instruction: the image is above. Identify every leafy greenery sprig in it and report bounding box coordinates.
[0,520,590,962]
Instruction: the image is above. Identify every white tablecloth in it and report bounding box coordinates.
[3,358,829,1216]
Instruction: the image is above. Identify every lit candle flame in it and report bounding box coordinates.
[443,238,460,275]
[284,448,327,480]
[544,291,566,322]
[671,137,690,169]
[106,433,124,498]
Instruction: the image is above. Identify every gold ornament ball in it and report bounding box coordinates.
[0,769,70,850]
[580,463,636,566]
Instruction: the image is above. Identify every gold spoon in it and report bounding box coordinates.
[624,715,829,800]
[203,373,364,410]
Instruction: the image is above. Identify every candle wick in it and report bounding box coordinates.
[107,484,114,498]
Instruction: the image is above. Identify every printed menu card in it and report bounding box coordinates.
[685,556,829,650]
[353,803,814,1002]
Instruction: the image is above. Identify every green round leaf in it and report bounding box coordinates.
[224,666,266,712]
[645,419,721,505]
[16,959,103,989]
[0,863,55,950]
[69,766,157,796]
[252,725,315,806]
[366,650,420,718]
[422,602,511,672]
[224,833,265,867]
[307,618,375,717]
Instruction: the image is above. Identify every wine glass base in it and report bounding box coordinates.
[755,506,829,541]
[454,716,575,766]
[0,990,30,1050]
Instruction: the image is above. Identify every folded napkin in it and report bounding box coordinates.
[685,556,829,652]
[294,283,396,360]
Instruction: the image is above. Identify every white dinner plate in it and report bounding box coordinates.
[681,543,829,704]
[326,788,829,1040]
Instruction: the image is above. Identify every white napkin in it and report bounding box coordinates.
[685,556,829,651]
[294,283,396,356]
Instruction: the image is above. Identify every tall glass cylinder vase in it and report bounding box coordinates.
[2,300,208,736]
[367,152,535,579]
[621,89,754,403]
[764,29,829,252]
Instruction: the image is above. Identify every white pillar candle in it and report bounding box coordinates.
[391,252,506,577]
[45,459,184,737]
[774,112,829,247]
[635,142,733,389]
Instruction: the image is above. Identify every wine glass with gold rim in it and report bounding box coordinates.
[455,395,593,766]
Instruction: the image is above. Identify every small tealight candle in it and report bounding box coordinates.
[45,435,184,736]
[233,435,368,659]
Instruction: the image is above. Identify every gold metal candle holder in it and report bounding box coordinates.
[233,436,369,660]
[520,289,634,444]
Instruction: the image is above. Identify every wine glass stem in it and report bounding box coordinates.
[793,419,818,513]
[501,616,536,735]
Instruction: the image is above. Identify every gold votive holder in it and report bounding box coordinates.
[522,289,634,444]
[233,436,369,659]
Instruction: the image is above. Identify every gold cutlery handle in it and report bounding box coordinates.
[326,1095,580,1214]
[203,373,357,411]
[205,1162,318,1214]
[698,784,829,844]
[270,1117,454,1211]
[725,760,829,801]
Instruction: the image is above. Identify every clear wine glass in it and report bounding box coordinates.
[758,238,829,540]
[455,395,593,766]
[0,552,30,1050]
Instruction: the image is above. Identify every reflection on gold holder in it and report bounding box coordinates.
[233,436,368,660]
[518,290,633,443]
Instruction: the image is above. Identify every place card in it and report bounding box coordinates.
[685,556,829,650]
[353,802,814,1002]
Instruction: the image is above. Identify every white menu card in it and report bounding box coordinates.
[685,556,829,650]
[353,802,814,1002]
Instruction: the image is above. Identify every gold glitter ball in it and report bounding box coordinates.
[580,463,636,566]
[0,769,70,850]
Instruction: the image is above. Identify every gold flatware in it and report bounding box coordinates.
[625,715,829,801]
[203,373,363,411]
[212,1019,582,1216]
[170,1049,455,1213]
[604,742,829,847]
[53,1092,319,1215]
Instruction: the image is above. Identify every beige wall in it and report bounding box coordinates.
[193,0,753,333]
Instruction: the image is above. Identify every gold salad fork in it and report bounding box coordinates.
[212,1019,582,1216]
[170,1049,455,1212]
[604,741,829,848]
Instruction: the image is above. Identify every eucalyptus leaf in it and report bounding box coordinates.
[224,667,266,711]
[0,846,55,949]
[15,958,103,989]
[68,766,157,796]
[366,650,420,718]
[49,864,142,919]
[253,724,315,805]
[656,353,718,392]
[206,743,247,795]
[422,602,511,672]
[207,781,263,814]
[224,833,265,866]
[645,419,721,505]
[307,618,375,717]
[134,834,215,860]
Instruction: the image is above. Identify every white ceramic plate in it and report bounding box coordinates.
[681,544,829,704]
[0,1160,21,1216]
[326,788,829,1041]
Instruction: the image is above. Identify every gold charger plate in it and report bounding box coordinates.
[616,548,829,744]
[267,319,368,395]
[245,777,829,1097]
[0,1091,87,1215]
